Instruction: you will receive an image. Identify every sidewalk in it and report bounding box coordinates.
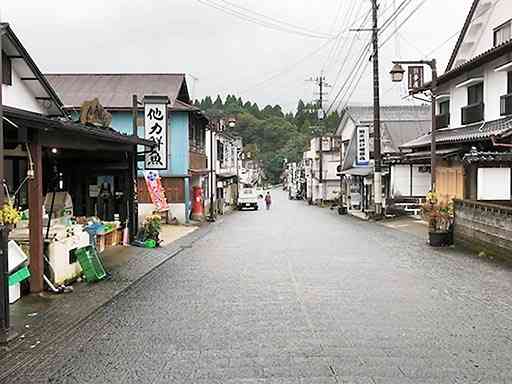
[0,223,209,377]
[379,215,429,238]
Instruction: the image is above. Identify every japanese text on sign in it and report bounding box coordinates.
[356,126,369,166]
[144,103,168,170]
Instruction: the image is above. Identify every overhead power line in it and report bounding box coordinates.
[196,0,335,39]
[237,36,339,94]
[327,0,426,114]
[334,0,430,113]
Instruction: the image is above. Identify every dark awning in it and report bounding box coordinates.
[404,147,464,160]
[217,172,237,180]
[3,106,154,148]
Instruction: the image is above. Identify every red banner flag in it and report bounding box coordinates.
[143,170,169,211]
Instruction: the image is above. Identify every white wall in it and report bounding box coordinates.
[477,167,511,200]
[486,66,508,121]
[452,0,512,68]
[443,0,512,126]
[390,165,430,197]
[411,166,431,196]
[449,81,467,127]
[2,68,45,113]
[391,165,411,197]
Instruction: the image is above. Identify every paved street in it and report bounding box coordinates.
[6,191,512,383]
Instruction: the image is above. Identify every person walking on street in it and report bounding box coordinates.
[265,192,272,210]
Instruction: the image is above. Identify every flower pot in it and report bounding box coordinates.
[429,231,450,247]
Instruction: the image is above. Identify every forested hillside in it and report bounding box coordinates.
[194,95,341,183]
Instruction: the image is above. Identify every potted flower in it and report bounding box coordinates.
[0,201,21,230]
[421,192,454,247]
[142,214,162,247]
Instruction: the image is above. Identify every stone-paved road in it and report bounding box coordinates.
[6,191,512,383]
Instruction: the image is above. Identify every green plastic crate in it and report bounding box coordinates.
[76,245,107,283]
[9,265,30,286]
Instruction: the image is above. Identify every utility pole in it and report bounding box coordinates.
[207,121,216,222]
[307,75,329,203]
[371,0,383,218]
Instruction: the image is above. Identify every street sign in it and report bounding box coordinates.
[144,96,169,170]
[356,125,370,166]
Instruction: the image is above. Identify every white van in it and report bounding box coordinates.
[237,185,259,210]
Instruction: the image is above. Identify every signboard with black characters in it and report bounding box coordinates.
[408,66,424,90]
[356,125,370,166]
[144,96,169,170]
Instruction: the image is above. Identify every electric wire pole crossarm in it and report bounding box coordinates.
[390,59,438,192]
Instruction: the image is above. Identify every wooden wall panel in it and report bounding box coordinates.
[137,177,185,203]
[190,151,207,171]
[436,166,464,203]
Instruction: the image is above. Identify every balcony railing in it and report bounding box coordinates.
[435,113,450,129]
[461,102,484,125]
[500,93,512,116]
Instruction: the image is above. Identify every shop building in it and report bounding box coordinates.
[1,23,152,297]
[46,74,209,223]
[401,0,512,255]
[336,105,431,218]
[205,122,242,216]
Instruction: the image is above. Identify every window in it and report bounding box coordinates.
[217,140,224,165]
[494,20,511,46]
[467,82,483,105]
[2,51,12,86]
[439,100,450,115]
[508,72,512,94]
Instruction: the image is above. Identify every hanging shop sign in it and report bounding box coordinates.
[143,170,169,211]
[408,66,424,90]
[356,125,370,166]
[144,96,169,170]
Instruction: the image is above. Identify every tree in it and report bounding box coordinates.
[194,94,318,184]
[213,95,223,109]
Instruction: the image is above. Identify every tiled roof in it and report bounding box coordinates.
[464,150,512,163]
[45,73,189,109]
[400,117,512,149]
[404,147,464,159]
[344,105,432,123]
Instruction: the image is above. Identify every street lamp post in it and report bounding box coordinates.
[390,59,438,192]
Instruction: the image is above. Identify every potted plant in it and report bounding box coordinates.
[0,201,21,230]
[142,214,162,247]
[421,192,454,247]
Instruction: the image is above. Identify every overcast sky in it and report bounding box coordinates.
[1,0,471,112]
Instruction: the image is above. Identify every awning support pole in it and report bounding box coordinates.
[28,142,44,293]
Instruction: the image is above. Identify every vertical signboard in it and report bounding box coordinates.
[144,96,168,170]
[356,125,370,166]
[408,66,424,90]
